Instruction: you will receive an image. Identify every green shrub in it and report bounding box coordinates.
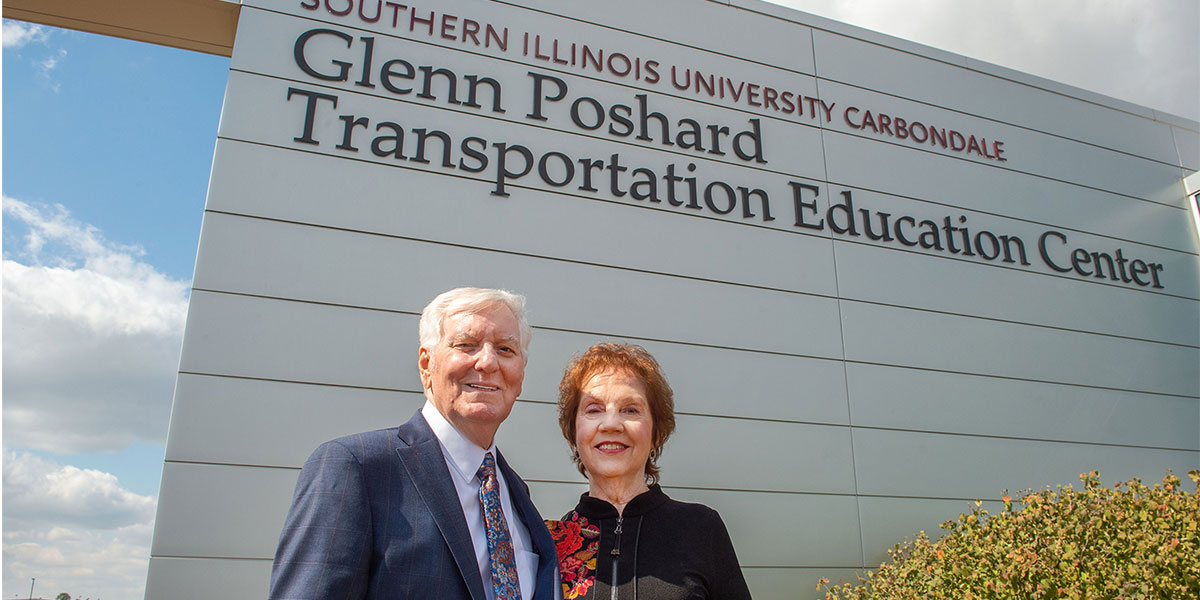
[820,470,1200,600]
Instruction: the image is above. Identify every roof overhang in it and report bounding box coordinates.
[3,0,240,57]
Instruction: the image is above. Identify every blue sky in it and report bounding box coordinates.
[4,26,228,280]
[4,27,228,491]
[2,1,1196,598]
[3,23,228,599]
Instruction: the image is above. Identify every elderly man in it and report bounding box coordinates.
[269,287,558,600]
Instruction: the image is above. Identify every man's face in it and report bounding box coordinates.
[419,304,525,446]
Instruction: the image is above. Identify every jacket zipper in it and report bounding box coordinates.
[609,516,624,600]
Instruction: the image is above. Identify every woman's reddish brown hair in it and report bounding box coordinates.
[557,342,676,485]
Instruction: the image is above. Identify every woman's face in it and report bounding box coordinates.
[574,369,655,487]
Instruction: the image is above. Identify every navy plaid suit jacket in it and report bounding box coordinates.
[268,410,558,600]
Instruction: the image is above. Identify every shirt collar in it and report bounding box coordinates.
[575,484,669,519]
[422,400,496,483]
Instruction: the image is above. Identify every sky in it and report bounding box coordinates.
[2,22,229,600]
[1,1,1197,598]
[774,0,1199,122]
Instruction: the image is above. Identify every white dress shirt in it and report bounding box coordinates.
[422,401,537,600]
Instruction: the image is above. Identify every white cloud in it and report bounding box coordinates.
[764,0,1199,120]
[2,452,156,600]
[3,525,154,599]
[2,20,48,49]
[4,20,66,89]
[3,452,155,531]
[39,48,68,75]
[2,197,190,453]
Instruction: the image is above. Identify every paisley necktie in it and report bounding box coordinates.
[478,452,521,600]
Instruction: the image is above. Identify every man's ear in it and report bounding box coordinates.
[418,347,432,389]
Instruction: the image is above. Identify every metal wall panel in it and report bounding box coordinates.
[820,185,1200,296]
[246,0,819,81]
[224,27,824,182]
[150,460,865,568]
[230,7,823,125]
[145,558,271,600]
[525,480,590,521]
[174,295,851,433]
[839,300,1200,397]
[524,332,851,424]
[531,481,865,568]
[845,363,1200,451]
[1174,127,1200,171]
[818,80,1185,201]
[179,278,844,399]
[167,346,848,466]
[214,69,831,220]
[809,29,1182,165]
[505,0,819,75]
[857,497,1006,564]
[151,462,295,558]
[166,358,858,494]
[743,568,865,600]
[189,217,847,357]
[500,402,858,494]
[204,140,840,295]
[178,291,413,389]
[833,239,1200,343]
[853,428,1200,500]
[822,131,1196,245]
[142,555,854,600]
[164,374,424,466]
[664,487,863,567]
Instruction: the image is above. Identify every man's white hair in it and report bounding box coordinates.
[418,287,532,359]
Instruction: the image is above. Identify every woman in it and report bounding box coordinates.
[546,343,752,599]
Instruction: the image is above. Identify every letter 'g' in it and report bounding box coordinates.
[295,28,355,82]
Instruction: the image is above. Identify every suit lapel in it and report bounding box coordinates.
[395,413,488,600]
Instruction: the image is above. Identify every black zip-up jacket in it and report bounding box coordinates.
[550,485,752,600]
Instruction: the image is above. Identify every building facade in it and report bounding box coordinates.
[144,0,1199,597]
